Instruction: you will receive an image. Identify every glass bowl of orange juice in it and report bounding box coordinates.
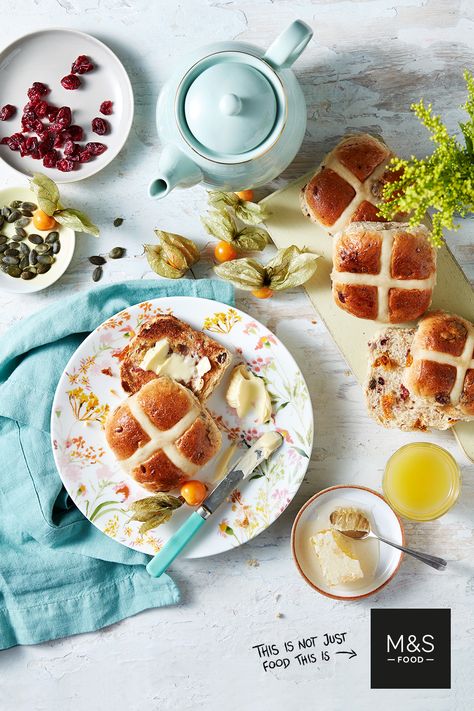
[383,443,461,521]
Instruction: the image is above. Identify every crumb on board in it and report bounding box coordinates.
[247,558,260,567]
[276,612,284,619]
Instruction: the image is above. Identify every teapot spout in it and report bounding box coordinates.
[148,145,202,199]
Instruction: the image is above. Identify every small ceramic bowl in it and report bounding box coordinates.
[291,485,405,600]
[0,186,75,293]
[0,28,133,183]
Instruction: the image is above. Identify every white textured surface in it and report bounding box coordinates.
[0,1,473,709]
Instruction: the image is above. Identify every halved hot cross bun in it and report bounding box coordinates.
[404,311,474,417]
[331,222,436,323]
[105,376,221,492]
[300,133,403,234]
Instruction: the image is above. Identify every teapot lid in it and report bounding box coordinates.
[179,53,280,158]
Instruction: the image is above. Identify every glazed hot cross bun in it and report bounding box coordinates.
[300,133,402,234]
[105,376,221,492]
[331,222,437,323]
[405,311,474,417]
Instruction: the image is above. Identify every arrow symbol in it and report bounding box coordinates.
[335,649,357,659]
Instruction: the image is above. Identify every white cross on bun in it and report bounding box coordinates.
[331,222,437,323]
[105,376,221,493]
[300,133,403,234]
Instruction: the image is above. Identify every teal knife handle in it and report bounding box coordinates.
[146,512,207,577]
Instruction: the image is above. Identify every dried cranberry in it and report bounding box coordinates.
[32,82,49,96]
[78,149,92,163]
[43,149,59,168]
[56,158,75,172]
[47,106,59,121]
[24,136,39,153]
[38,135,54,157]
[34,100,49,118]
[0,104,16,121]
[64,139,78,156]
[61,74,81,90]
[56,106,72,129]
[100,100,113,115]
[32,119,44,134]
[435,393,450,405]
[67,124,84,141]
[1,133,24,151]
[400,385,410,402]
[86,141,107,156]
[71,55,94,74]
[368,378,376,390]
[377,376,385,386]
[91,117,109,135]
[53,132,66,148]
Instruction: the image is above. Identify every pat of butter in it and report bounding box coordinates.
[140,339,211,383]
[310,529,364,587]
[226,364,272,423]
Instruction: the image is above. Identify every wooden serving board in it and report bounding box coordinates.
[261,172,474,462]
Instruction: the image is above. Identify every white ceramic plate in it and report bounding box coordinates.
[0,28,133,182]
[0,186,75,293]
[51,297,313,558]
[292,485,404,600]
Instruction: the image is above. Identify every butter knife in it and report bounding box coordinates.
[146,431,283,577]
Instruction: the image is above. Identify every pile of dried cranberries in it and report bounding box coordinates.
[0,55,113,173]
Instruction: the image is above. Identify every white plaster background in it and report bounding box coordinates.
[0,1,473,709]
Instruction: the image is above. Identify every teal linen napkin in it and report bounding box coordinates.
[0,278,234,650]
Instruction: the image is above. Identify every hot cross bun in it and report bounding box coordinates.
[404,311,474,416]
[300,133,403,234]
[105,376,221,492]
[331,222,437,323]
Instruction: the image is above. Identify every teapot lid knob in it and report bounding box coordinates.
[219,93,242,116]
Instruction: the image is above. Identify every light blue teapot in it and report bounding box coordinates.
[149,20,313,199]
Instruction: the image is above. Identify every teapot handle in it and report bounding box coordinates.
[263,20,313,69]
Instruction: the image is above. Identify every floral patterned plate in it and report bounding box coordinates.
[51,297,313,558]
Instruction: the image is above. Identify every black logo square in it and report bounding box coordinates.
[371,609,450,689]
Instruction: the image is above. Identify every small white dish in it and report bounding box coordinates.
[0,186,75,293]
[0,28,134,182]
[291,485,405,600]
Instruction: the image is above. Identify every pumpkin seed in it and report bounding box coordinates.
[0,235,7,245]
[29,234,43,245]
[52,241,61,254]
[36,263,51,274]
[29,250,38,266]
[3,255,19,265]
[0,263,9,273]
[2,206,11,218]
[5,248,19,257]
[92,265,103,282]
[20,270,35,280]
[0,243,8,253]
[37,255,54,265]
[20,209,33,217]
[10,200,22,209]
[35,243,50,254]
[7,265,21,277]
[16,216,31,227]
[109,247,125,259]
[7,210,21,223]
[19,256,29,270]
[89,255,106,265]
[21,202,37,211]
[113,217,124,227]
[10,232,26,242]
[46,231,59,243]
[0,216,4,228]
[19,243,30,255]
[15,227,27,238]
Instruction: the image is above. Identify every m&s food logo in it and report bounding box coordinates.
[371,609,451,689]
